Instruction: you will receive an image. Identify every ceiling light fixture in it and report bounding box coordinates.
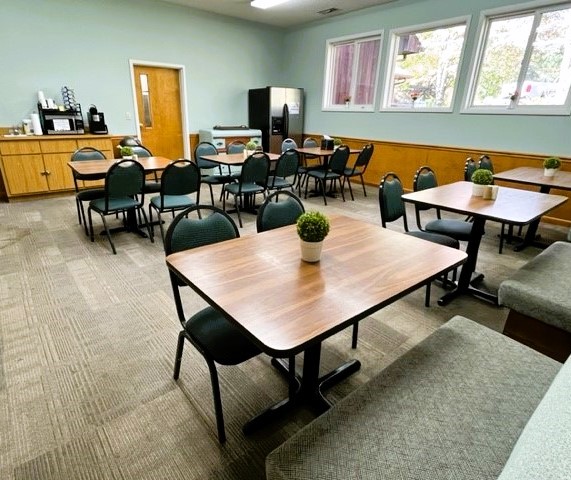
[251,0,289,9]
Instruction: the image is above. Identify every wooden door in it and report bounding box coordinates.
[133,65,184,160]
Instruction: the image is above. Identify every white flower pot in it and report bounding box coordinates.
[544,168,558,177]
[122,155,133,160]
[300,240,323,263]
[472,184,485,197]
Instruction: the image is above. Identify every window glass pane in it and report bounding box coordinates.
[139,74,152,127]
[473,16,534,106]
[354,39,380,104]
[519,8,571,106]
[331,43,354,105]
[388,24,466,109]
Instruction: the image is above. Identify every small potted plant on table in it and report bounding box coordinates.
[117,145,134,159]
[296,211,330,262]
[543,156,561,177]
[333,138,342,150]
[471,168,494,196]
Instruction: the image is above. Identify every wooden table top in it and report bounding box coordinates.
[494,166,571,191]
[200,152,280,166]
[67,156,172,175]
[402,181,568,225]
[166,214,466,357]
[295,147,360,156]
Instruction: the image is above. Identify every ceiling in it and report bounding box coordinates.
[156,0,398,28]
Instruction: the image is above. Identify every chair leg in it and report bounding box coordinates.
[148,204,155,238]
[75,196,82,225]
[339,178,346,202]
[100,214,117,254]
[79,199,90,236]
[351,322,358,349]
[173,330,186,380]
[234,195,243,228]
[208,185,215,205]
[138,207,154,243]
[88,208,95,242]
[321,179,327,206]
[205,358,226,443]
[360,174,367,197]
[499,223,506,254]
[347,177,355,201]
[158,211,166,243]
[425,282,431,307]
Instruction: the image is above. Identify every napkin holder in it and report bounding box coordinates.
[321,139,334,150]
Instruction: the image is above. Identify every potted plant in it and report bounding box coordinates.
[543,156,561,177]
[117,145,133,159]
[471,168,494,196]
[244,140,258,158]
[333,138,342,150]
[296,211,330,262]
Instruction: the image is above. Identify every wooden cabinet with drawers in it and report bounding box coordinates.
[0,135,113,198]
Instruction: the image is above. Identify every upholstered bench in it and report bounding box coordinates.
[266,316,567,480]
[498,241,571,361]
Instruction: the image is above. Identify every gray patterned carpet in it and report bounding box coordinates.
[0,185,567,480]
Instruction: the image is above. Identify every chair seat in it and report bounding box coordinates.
[150,194,195,210]
[425,219,473,241]
[202,174,234,185]
[307,170,341,180]
[77,188,105,201]
[269,176,294,189]
[90,196,140,212]
[185,306,260,365]
[342,167,363,177]
[224,182,265,195]
[405,230,460,249]
[144,181,161,193]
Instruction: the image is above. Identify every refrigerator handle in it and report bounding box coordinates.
[283,103,289,140]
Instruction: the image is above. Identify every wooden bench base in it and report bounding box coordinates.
[503,310,571,362]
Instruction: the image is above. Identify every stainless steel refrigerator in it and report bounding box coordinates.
[248,86,304,154]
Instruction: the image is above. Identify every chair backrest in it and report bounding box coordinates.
[478,155,494,173]
[303,137,318,148]
[256,190,305,233]
[378,172,409,230]
[119,136,141,147]
[131,145,153,157]
[413,166,438,192]
[194,141,219,170]
[464,157,477,181]
[227,141,246,154]
[160,159,200,200]
[239,152,270,188]
[103,159,145,210]
[165,205,239,256]
[71,146,106,162]
[351,144,374,172]
[281,138,298,153]
[274,149,300,179]
[328,145,350,173]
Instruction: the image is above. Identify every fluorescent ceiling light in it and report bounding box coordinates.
[251,0,289,9]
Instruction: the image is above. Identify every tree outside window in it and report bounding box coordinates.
[323,32,382,111]
[467,3,571,114]
[383,20,468,111]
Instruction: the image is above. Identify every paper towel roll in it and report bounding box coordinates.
[38,91,46,106]
[31,113,43,136]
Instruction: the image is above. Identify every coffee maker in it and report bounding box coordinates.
[87,105,108,134]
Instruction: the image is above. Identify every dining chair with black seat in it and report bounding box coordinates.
[267,149,300,193]
[281,137,297,153]
[342,143,374,200]
[148,159,201,243]
[304,144,350,206]
[226,140,246,154]
[378,172,460,309]
[70,146,107,236]
[194,141,235,205]
[296,137,321,194]
[87,159,153,254]
[164,205,262,443]
[256,190,305,233]
[130,144,161,194]
[464,157,477,181]
[223,152,270,227]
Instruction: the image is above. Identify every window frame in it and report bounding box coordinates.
[380,16,470,113]
[322,30,383,112]
[463,0,571,115]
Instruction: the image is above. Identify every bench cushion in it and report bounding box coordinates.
[498,241,571,332]
[498,355,571,480]
[266,316,560,480]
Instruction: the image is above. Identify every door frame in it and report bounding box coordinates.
[129,59,190,158]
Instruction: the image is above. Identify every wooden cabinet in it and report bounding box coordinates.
[0,135,113,198]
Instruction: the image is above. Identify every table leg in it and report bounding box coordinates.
[102,209,149,238]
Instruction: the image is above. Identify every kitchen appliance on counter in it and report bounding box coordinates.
[87,105,108,134]
[199,126,262,151]
[248,86,304,153]
[38,103,84,135]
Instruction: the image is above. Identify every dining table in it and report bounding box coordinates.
[402,181,568,306]
[166,214,466,433]
[68,156,173,237]
[493,166,571,250]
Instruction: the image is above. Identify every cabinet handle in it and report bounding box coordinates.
[41,170,51,176]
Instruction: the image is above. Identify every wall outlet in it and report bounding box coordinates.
[125,112,132,120]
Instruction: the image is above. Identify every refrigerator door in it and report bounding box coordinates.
[284,87,303,148]
[269,87,286,153]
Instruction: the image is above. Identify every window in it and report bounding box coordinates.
[466,2,571,114]
[323,32,382,111]
[382,19,468,111]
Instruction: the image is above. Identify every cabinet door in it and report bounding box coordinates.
[43,153,76,191]
[2,155,49,195]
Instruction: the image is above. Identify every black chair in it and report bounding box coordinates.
[87,159,153,254]
[194,141,234,205]
[70,147,107,236]
[378,172,459,308]
[342,143,373,200]
[164,205,261,443]
[256,190,305,233]
[226,140,246,154]
[464,157,477,181]
[268,149,300,192]
[413,166,473,243]
[148,159,201,243]
[304,145,350,205]
[223,152,270,227]
[281,138,297,153]
[296,137,321,194]
[130,144,160,194]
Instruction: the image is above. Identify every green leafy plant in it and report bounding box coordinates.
[471,168,494,185]
[543,156,561,169]
[333,138,342,146]
[246,140,258,150]
[117,145,133,156]
[296,211,330,242]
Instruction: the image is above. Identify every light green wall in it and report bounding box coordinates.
[283,0,571,156]
[1,0,570,156]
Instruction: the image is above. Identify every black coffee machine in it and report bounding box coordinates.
[87,105,108,134]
